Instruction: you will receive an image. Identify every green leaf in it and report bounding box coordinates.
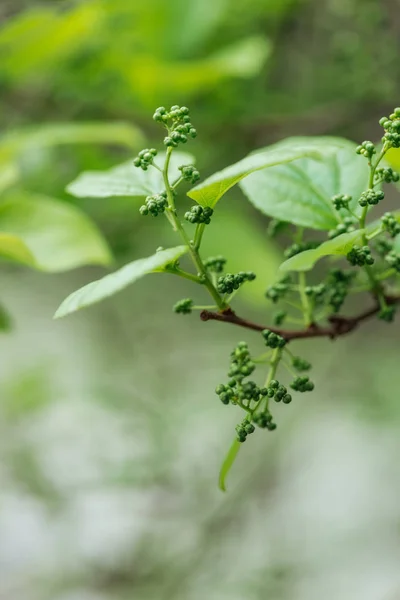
[54,245,188,318]
[239,137,369,230]
[219,438,241,492]
[187,137,355,217]
[279,229,365,272]
[67,152,194,199]
[0,303,12,332]
[0,193,112,271]
[0,232,35,266]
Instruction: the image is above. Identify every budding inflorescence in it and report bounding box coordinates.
[374,167,399,184]
[178,164,200,184]
[262,329,286,348]
[385,250,400,272]
[217,271,256,294]
[356,140,376,158]
[328,217,357,239]
[265,275,291,303]
[184,205,213,224]
[173,298,193,314]
[379,108,400,148]
[152,105,197,147]
[133,148,158,171]
[326,269,356,313]
[346,245,374,267]
[284,241,321,259]
[381,213,400,238]
[358,189,385,207]
[139,192,168,216]
[290,376,314,392]
[332,193,352,211]
[204,255,227,274]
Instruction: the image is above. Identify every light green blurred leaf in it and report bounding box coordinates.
[0,303,12,333]
[0,163,19,194]
[0,232,35,266]
[187,139,351,223]
[0,4,100,79]
[280,229,365,272]
[0,193,112,271]
[67,152,194,199]
[201,205,281,307]
[240,137,369,230]
[54,245,188,318]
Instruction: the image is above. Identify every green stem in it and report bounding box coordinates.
[218,348,282,492]
[162,148,226,310]
[298,271,313,326]
[169,267,203,285]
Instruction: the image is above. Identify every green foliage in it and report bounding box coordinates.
[55,104,400,493]
[54,245,188,318]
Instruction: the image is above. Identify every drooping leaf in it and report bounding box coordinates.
[279,229,365,272]
[187,138,354,221]
[0,193,112,271]
[239,137,369,230]
[0,232,35,266]
[54,245,188,318]
[67,152,194,199]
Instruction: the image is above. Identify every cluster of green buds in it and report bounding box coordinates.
[283,240,321,259]
[184,205,213,224]
[374,238,393,257]
[173,298,193,314]
[385,250,400,272]
[374,166,399,184]
[332,193,352,211]
[133,148,158,170]
[139,192,168,216]
[265,379,292,403]
[290,375,314,392]
[265,275,291,303]
[178,164,200,184]
[356,140,376,159]
[253,412,277,430]
[326,269,356,312]
[228,342,255,381]
[217,271,256,294]
[152,105,197,147]
[328,217,356,239]
[262,329,286,349]
[358,189,385,207]
[235,418,255,442]
[204,255,227,273]
[292,356,312,371]
[380,108,400,148]
[305,283,326,304]
[273,310,287,325]
[346,245,374,267]
[381,213,400,238]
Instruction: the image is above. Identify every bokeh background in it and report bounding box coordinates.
[0,1,400,599]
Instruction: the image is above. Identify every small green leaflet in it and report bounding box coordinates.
[67,152,195,199]
[54,245,188,318]
[280,229,365,272]
[0,193,112,271]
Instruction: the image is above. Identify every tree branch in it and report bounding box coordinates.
[200,295,400,341]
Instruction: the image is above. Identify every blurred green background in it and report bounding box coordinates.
[1,1,400,599]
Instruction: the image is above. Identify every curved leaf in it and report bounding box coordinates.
[67,151,194,199]
[187,137,355,213]
[239,137,369,230]
[54,245,188,318]
[0,193,112,271]
[279,229,365,272]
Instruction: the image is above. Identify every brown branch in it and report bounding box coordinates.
[200,295,400,342]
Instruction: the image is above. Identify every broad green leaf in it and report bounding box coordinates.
[0,193,112,272]
[187,137,354,213]
[201,205,281,307]
[54,245,188,318]
[385,148,400,171]
[279,229,365,272]
[239,137,369,230]
[0,233,35,266]
[67,152,194,199]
